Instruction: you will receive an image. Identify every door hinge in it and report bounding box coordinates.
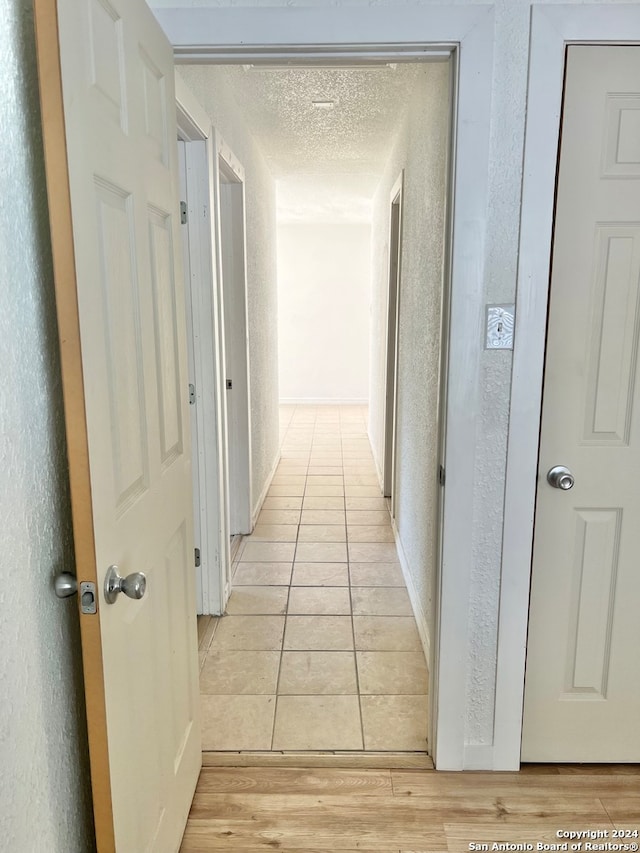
[194,547,201,568]
[180,201,188,224]
[226,379,233,390]
[438,464,446,486]
[189,383,196,405]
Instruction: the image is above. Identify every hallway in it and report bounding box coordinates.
[197,405,429,754]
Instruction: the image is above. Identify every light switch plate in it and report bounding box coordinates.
[486,304,515,350]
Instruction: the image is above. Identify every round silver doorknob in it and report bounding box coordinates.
[547,465,575,490]
[104,564,147,604]
[54,572,78,598]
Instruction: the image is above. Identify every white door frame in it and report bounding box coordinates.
[383,172,404,516]
[176,76,231,615]
[498,5,640,769]
[214,137,254,535]
[157,4,494,770]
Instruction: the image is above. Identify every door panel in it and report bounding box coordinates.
[148,205,184,467]
[566,508,621,698]
[584,226,640,444]
[95,180,150,509]
[34,0,201,848]
[522,46,640,762]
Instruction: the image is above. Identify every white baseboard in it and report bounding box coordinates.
[391,517,431,666]
[252,451,281,527]
[279,397,369,405]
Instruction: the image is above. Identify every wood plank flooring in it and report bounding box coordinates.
[180,765,640,851]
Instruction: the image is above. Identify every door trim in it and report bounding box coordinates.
[176,76,232,615]
[155,5,494,770]
[383,172,403,514]
[499,5,640,770]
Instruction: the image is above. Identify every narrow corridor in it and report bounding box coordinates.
[197,405,429,753]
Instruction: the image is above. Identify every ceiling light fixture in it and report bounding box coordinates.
[312,100,335,109]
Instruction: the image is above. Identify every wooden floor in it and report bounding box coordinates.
[180,764,640,851]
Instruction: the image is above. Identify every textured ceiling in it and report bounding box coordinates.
[181,63,426,222]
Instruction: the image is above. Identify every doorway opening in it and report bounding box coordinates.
[383,174,403,515]
[218,151,253,540]
[177,52,455,761]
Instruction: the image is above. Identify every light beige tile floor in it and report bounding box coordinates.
[198,405,429,753]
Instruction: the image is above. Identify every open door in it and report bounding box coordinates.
[34,0,201,849]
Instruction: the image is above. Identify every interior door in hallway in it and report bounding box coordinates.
[522,46,640,762]
[35,0,201,848]
[219,153,252,535]
[383,175,403,511]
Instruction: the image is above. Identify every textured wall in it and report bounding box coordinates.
[277,223,371,403]
[369,61,450,659]
[176,66,280,511]
[0,2,95,850]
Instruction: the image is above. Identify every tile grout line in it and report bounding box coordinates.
[342,407,366,751]
[271,403,291,750]
[271,579,292,750]
[273,404,313,750]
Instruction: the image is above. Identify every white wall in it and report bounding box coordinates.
[0,2,95,850]
[277,222,371,404]
[176,65,280,515]
[369,61,451,668]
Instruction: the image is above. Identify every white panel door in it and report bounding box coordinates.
[35,0,201,848]
[219,167,252,536]
[522,46,640,762]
